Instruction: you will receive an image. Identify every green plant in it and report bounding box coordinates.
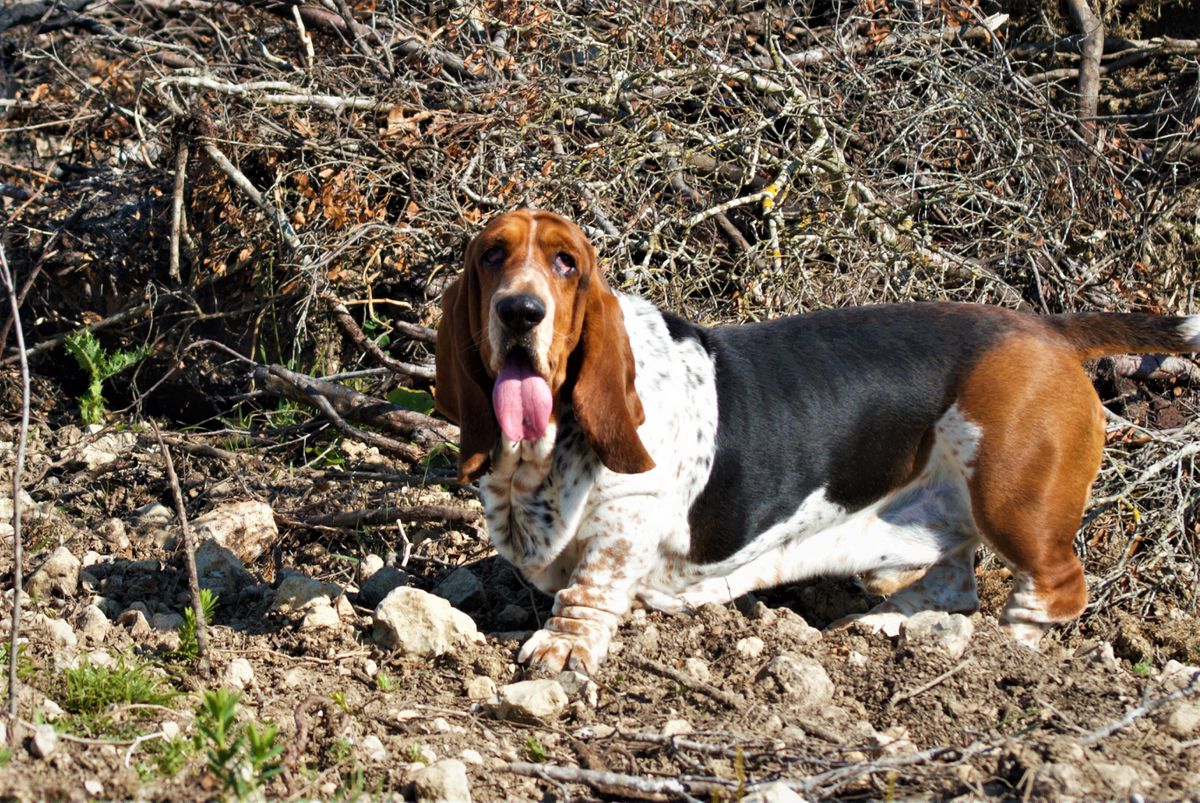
[375,672,394,693]
[194,688,284,801]
[0,747,11,767]
[405,741,427,764]
[0,642,35,683]
[524,735,547,763]
[330,690,351,714]
[63,330,150,425]
[387,387,435,415]
[179,589,219,660]
[1132,658,1153,676]
[137,736,191,781]
[59,655,175,736]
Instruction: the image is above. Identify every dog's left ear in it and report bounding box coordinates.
[435,272,498,482]
[571,278,655,474]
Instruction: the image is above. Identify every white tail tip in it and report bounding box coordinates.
[1182,316,1200,350]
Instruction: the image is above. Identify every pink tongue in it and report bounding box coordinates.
[493,359,553,442]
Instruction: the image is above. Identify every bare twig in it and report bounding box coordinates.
[888,659,970,708]
[2,242,31,745]
[150,421,210,675]
[1064,0,1105,146]
[296,504,480,529]
[1082,670,1200,745]
[323,294,435,380]
[169,141,189,284]
[627,655,742,709]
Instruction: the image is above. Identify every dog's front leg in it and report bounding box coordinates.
[518,496,663,675]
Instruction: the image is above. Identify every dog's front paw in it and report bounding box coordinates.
[517,616,613,675]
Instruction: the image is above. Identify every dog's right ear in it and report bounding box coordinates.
[435,271,497,482]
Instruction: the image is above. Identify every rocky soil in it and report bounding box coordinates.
[2,422,1199,802]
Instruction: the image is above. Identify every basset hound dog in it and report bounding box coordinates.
[435,209,1200,675]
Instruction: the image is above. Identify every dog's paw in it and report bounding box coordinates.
[518,626,605,675]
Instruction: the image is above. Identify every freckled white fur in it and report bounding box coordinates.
[1181,316,1200,350]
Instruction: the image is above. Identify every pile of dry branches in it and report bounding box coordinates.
[1,0,1198,617]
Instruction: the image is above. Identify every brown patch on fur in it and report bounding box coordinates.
[958,334,1103,622]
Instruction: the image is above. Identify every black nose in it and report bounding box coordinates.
[496,294,547,332]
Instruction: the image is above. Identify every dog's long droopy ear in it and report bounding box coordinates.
[435,272,497,482]
[572,281,655,474]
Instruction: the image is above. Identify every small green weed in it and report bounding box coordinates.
[0,747,11,767]
[524,735,547,763]
[1132,658,1153,676]
[194,688,284,801]
[178,589,219,661]
[331,690,351,714]
[137,736,191,781]
[59,655,176,737]
[63,330,150,425]
[375,671,394,693]
[405,741,427,764]
[0,642,35,683]
[387,387,435,415]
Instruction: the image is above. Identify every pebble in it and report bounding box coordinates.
[372,588,482,657]
[466,675,498,700]
[739,782,806,803]
[224,658,255,689]
[83,780,103,797]
[899,611,974,659]
[301,601,341,630]
[24,546,81,600]
[358,554,385,583]
[735,636,766,659]
[661,719,693,737]
[191,500,278,562]
[412,759,472,803]
[460,748,484,765]
[683,657,711,683]
[32,724,58,758]
[434,567,485,609]
[490,679,569,723]
[755,654,834,707]
[361,734,387,762]
[272,572,333,612]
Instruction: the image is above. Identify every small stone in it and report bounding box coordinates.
[466,675,498,700]
[490,679,569,723]
[359,554,385,583]
[900,611,974,659]
[739,781,807,803]
[434,567,485,609]
[372,588,482,657]
[1164,702,1200,738]
[773,608,822,643]
[1074,640,1118,670]
[36,614,77,649]
[32,723,58,758]
[661,719,693,737]
[161,721,181,739]
[1160,660,1200,692]
[556,670,599,707]
[755,654,834,707]
[99,518,128,551]
[301,601,341,630]
[866,725,914,757]
[735,636,766,659]
[1037,762,1084,796]
[224,658,255,689]
[78,429,135,471]
[362,658,378,678]
[116,608,151,637]
[83,779,103,797]
[194,541,254,598]
[191,500,278,562]
[359,566,410,609]
[334,594,355,620]
[495,603,528,627]
[1094,761,1155,795]
[361,734,387,762]
[460,748,484,765]
[272,572,333,612]
[41,698,64,720]
[847,651,868,668]
[24,546,81,600]
[282,668,305,689]
[151,613,185,631]
[135,502,174,525]
[676,657,709,684]
[412,758,472,803]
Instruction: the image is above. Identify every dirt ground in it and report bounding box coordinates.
[2,413,1199,802]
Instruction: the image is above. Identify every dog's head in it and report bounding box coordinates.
[435,209,654,482]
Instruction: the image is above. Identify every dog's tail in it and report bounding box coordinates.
[1051,312,1200,360]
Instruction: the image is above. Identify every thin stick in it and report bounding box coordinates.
[323,294,435,380]
[150,421,210,675]
[1081,669,1200,745]
[502,761,721,801]
[627,655,742,709]
[169,140,188,283]
[2,242,30,747]
[888,659,970,708]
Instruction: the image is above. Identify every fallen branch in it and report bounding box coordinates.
[323,294,435,380]
[888,659,970,708]
[1109,354,1200,384]
[0,0,90,34]
[253,363,453,446]
[298,504,481,529]
[627,655,741,709]
[502,761,729,801]
[1064,0,1104,146]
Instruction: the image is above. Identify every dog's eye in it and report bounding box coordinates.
[553,252,577,276]
[482,246,505,268]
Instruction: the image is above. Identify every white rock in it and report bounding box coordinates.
[1074,640,1118,670]
[362,658,378,678]
[866,725,915,757]
[900,611,974,659]
[1159,660,1200,692]
[334,594,355,620]
[465,675,497,700]
[192,500,278,562]
[282,668,306,688]
[41,698,64,720]
[224,658,255,689]
[116,608,151,636]
[773,608,822,644]
[32,723,58,757]
[151,613,185,631]
[25,546,81,599]
[36,614,77,649]
[359,554,385,582]
[301,601,341,630]
[490,679,569,723]
[683,657,711,683]
[412,759,472,803]
[135,502,174,525]
[736,636,766,659]
[1094,761,1155,795]
[161,721,181,739]
[1037,762,1084,795]
[555,670,600,707]
[86,650,115,667]
[83,779,103,797]
[739,781,807,803]
[78,430,135,471]
[372,588,482,656]
[1164,702,1200,738]
[273,572,333,612]
[847,651,868,668]
[755,654,834,707]
[99,519,129,551]
[361,734,387,763]
[194,541,254,597]
[460,748,484,765]
[661,719,693,737]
